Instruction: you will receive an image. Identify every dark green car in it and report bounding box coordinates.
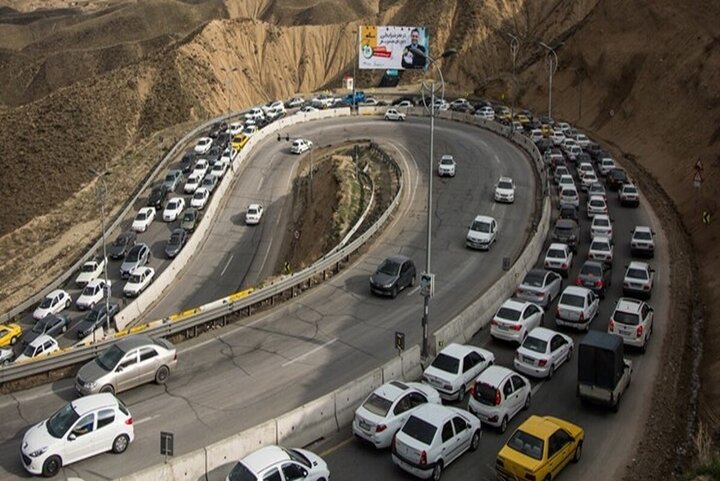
[180,208,200,232]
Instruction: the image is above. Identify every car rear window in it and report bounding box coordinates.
[498,181,513,190]
[580,264,602,277]
[547,249,565,259]
[554,225,574,235]
[474,382,498,406]
[522,272,545,288]
[431,353,460,374]
[590,240,610,251]
[401,415,437,445]
[594,218,610,227]
[627,268,648,280]
[507,430,544,461]
[497,307,521,322]
[522,336,548,354]
[589,199,605,207]
[362,393,393,417]
[614,311,640,326]
[560,294,585,308]
[471,221,491,233]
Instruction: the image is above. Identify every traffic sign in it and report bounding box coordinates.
[161,431,174,461]
[695,158,704,172]
[694,171,703,188]
[703,211,712,225]
[395,331,405,352]
[420,272,435,298]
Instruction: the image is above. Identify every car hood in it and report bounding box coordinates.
[77,359,110,383]
[108,244,126,257]
[23,421,58,454]
[165,244,181,256]
[467,230,493,241]
[120,260,139,272]
[496,188,514,195]
[371,272,397,286]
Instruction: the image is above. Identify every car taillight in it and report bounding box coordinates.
[174,352,178,361]
[420,450,427,465]
[579,311,585,321]
[643,284,650,290]
[125,417,133,425]
[595,280,603,288]
[491,319,498,326]
[555,307,560,316]
[495,389,502,406]
[575,277,582,286]
[470,383,476,396]
[510,324,522,331]
[636,325,644,338]
[609,319,615,331]
[376,424,387,433]
[544,261,549,268]
[561,263,568,269]
[538,359,547,367]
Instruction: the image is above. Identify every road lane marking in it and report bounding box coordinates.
[407,286,421,296]
[319,436,355,457]
[282,338,338,367]
[531,380,545,396]
[134,415,159,425]
[220,254,234,276]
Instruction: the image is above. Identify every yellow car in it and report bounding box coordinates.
[541,124,554,137]
[496,415,584,481]
[514,113,530,125]
[0,323,23,347]
[496,108,512,121]
[232,134,249,151]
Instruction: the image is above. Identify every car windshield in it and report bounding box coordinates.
[440,158,453,165]
[85,309,100,324]
[471,221,491,233]
[96,344,126,372]
[183,213,194,222]
[378,260,401,276]
[194,191,205,200]
[136,212,147,221]
[507,430,544,461]
[164,174,174,182]
[129,273,143,283]
[628,268,648,280]
[127,248,140,262]
[580,264,602,277]
[497,307,521,321]
[547,249,565,259]
[625,186,638,194]
[227,462,257,481]
[560,294,585,308]
[32,321,48,334]
[39,297,53,308]
[46,403,80,439]
[362,393,393,417]
[248,209,258,215]
[431,353,460,374]
[522,336,548,354]
[590,241,610,252]
[401,415,436,445]
[81,263,96,272]
[635,231,652,240]
[498,181,513,190]
[171,232,183,243]
[590,200,605,207]
[81,284,96,296]
[522,272,545,288]
[168,201,178,210]
[615,310,641,326]
[561,190,576,198]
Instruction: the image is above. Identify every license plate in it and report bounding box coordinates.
[359,419,372,431]
[523,355,535,363]
[498,324,508,330]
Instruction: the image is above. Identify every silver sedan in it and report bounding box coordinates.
[515,269,563,309]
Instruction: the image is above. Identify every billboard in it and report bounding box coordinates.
[359,25,429,70]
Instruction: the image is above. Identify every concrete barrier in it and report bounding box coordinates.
[401,345,423,380]
[276,393,337,448]
[334,368,383,427]
[205,418,277,475]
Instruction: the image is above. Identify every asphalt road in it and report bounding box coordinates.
[312,159,669,481]
[0,116,538,480]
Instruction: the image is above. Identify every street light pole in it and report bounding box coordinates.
[89,168,111,342]
[410,46,457,359]
[538,42,558,119]
[508,33,520,121]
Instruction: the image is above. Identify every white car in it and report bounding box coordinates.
[558,174,575,191]
[76,279,111,310]
[515,269,563,309]
[286,97,305,108]
[422,343,495,402]
[514,327,574,378]
[392,404,481,480]
[183,173,202,194]
[246,204,264,225]
[32,289,71,320]
[192,158,209,179]
[475,106,495,121]
[16,334,60,363]
[466,215,498,250]
[193,137,212,154]
[352,381,441,449]
[630,226,655,257]
[210,161,228,179]
[553,166,570,185]
[132,206,156,232]
[162,197,185,222]
[75,258,106,288]
[598,157,616,176]
[220,147,235,164]
[588,236,614,264]
[290,139,313,154]
[567,145,583,162]
[555,286,599,331]
[437,155,456,177]
[619,183,640,207]
[490,299,544,344]
[20,393,134,477]
[225,445,329,481]
[609,298,654,352]
[551,130,566,145]
[575,133,591,148]
[556,121,572,135]
[560,137,577,152]
[261,100,285,114]
[494,177,515,203]
[298,105,319,113]
[581,171,599,191]
[362,97,379,106]
[467,366,531,433]
[623,261,655,299]
[432,98,450,111]
[384,108,406,121]
[529,129,543,143]
[191,188,210,210]
[559,188,579,209]
[586,194,608,218]
[242,125,259,137]
[228,122,244,135]
[244,107,264,121]
[543,243,573,278]
[0,348,13,366]
[450,98,470,108]
[123,266,155,297]
[591,214,613,240]
[588,182,607,200]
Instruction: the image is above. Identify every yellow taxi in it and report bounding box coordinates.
[496,415,584,481]
[541,124,554,137]
[514,113,530,125]
[232,134,249,151]
[496,107,512,121]
[0,323,23,347]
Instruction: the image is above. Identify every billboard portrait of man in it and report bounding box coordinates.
[401,28,427,69]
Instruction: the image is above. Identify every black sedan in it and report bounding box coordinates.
[165,228,187,258]
[76,303,120,339]
[108,231,137,260]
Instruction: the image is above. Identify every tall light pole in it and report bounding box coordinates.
[538,42,558,119]
[89,168,111,342]
[409,46,457,359]
[220,66,238,115]
[352,28,359,110]
[508,33,520,121]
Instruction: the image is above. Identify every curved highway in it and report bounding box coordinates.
[0,117,537,480]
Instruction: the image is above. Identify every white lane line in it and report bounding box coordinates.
[282,338,338,367]
[407,286,421,296]
[220,254,234,276]
[134,415,159,425]
[531,380,545,396]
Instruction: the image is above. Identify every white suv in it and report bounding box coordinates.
[467,366,531,433]
[225,445,329,481]
[422,343,495,402]
[437,155,456,177]
[21,393,134,477]
[608,298,654,352]
[555,286,599,331]
[290,139,313,154]
[392,404,481,480]
[352,381,441,449]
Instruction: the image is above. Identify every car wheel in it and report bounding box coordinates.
[500,416,508,433]
[470,430,481,451]
[431,461,443,481]
[567,347,573,362]
[457,385,466,403]
[100,384,115,394]
[523,393,531,410]
[544,475,552,481]
[155,365,170,384]
[573,441,583,463]
[548,364,555,379]
[410,275,416,287]
[391,286,398,299]
[62,325,67,333]
[112,434,130,454]
[42,455,62,477]
[65,299,71,309]
[10,336,17,345]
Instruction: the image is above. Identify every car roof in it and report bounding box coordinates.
[581,260,606,270]
[476,365,514,386]
[614,297,644,314]
[590,236,611,244]
[628,261,650,270]
[71,393,120,415]
[130,266,153,276]
[498,176,513,183]
[112,335,157,351]
[517,415,564,440]
[562,286,591,296]
[438,343,477,358]
[242,446,289,472]
[473,215,495,223]
[85,278,106,288]
[248,203,262,210]
[47,289,66,298]
[409,403,456,425]
[588,195,605,202]
[28,334,56,347]
[548,242,569,250]
[555,219,577,228]
[526,268,552,279]
[374,380,413,402]
[593,214,610,221]
[527,327,558,342]
[441,154,454,160]
[385,254,411,264]
[500,298,530,312]
[633,225,652,234]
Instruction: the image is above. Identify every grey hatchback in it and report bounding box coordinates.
[75,335,178,395]
[369,255,416,298]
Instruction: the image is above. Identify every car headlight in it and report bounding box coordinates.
[29,447,48,458]
[383,283,394,288]
[85,380,98,389]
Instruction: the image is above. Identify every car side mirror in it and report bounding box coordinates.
[116,366,124,373]
[302,469,308,478]
[68,433,77,441]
